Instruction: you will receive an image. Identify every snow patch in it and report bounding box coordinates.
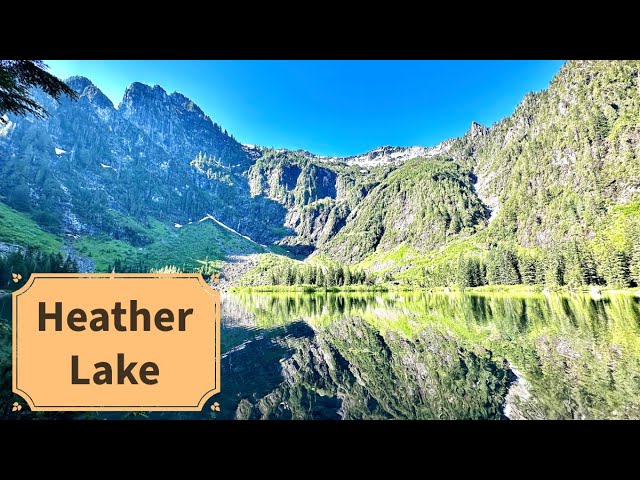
[99,163,118,172]
[198,214,262,246]
[0,117,16,137]
[304,141,454,168]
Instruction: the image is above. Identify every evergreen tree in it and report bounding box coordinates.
[543,250,564,287]
[456,255,473,288]
[563,242,586,288]
[344,267,352,286]
[600,249,630,288]
[631,241,640,286]
[0,250,79,290]
[486,245,520,285]
[0,257,7,288]
[0,60,77,121]
[336,266,345,286]
[519,253,538,285]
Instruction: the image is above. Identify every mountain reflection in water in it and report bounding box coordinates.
[196,290,640,420]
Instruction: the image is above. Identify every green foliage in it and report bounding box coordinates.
[0,248,78,290]
[75,219,261,273]
[74,237,135,271]
[242,252,373,289]
[323,158,488,262]
[456,254,485,288]
[0,202,62,252]
[632,240,640,286]
[0,60,77,121]
[598,249,630,288]
[486,245,521,285]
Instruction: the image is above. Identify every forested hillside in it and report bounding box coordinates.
[1,60,639,289]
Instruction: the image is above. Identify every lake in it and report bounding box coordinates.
[209,290,640,420]
[2,290,640,419]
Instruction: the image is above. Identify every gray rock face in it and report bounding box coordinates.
[469,121,489,138]
[0,77,287,245]
[119,82,250,169]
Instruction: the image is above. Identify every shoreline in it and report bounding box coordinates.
[228,284,640,295]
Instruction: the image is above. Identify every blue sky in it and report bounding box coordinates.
[46,60,565,157]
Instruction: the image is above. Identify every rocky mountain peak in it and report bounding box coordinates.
[65,76,114,118]
[170,92,206,117]
[119,82,169,112]
[83,85,114,110]
[114,81,248,166]
[65,76,95,93]
[469,121,488,138]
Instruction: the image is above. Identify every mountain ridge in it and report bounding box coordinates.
[65,74,472,168]
[1,60,639,288]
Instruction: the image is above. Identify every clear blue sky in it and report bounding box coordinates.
[46,60,565,157]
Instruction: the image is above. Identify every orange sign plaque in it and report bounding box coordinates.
[12,273,220,411]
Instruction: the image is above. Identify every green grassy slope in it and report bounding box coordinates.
[74,218,263,272]
[0,202,62,252]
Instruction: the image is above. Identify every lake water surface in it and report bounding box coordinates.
[2,290,640,420]
[210,290,640,420]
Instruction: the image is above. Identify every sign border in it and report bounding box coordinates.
[12,273,221,411]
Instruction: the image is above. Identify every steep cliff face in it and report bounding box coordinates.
[448,60,640,247]
[246,148,386,253]
[0,76,286,246]
[119,82,251,170]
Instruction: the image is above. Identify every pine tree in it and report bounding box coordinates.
[519,253,538,285]
[344,267,352,286]
[581,247,599,285]
[563,242,586,288]
[485,250,500,285]
[543,250,564,287]
[486,245,520,285]
[631,240,640,286]
[600,249,630,288]
[503,248,521,285]
[471,258,485,286]
[0,257,7,288]
[456,255,473,288]
[0,60,77,121]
